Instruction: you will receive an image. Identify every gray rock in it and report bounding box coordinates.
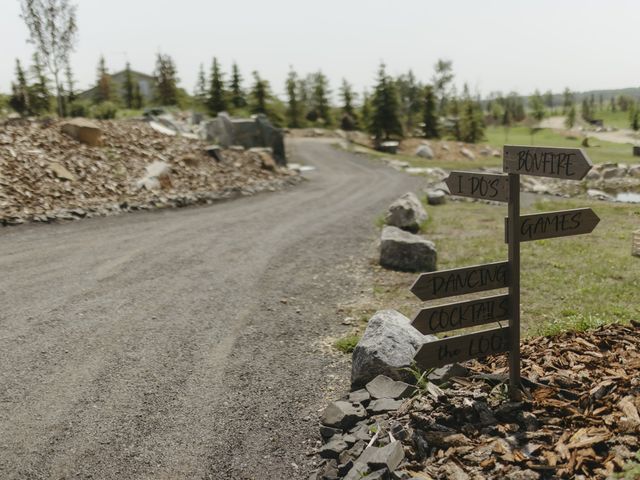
[349,389,371,404]
[320,425,342,440]
[362,469,390,479]
[460,147,475,160]
[321,401,367,429]
[367,398,404,414]
[602,167,627,179]
[427,363,469,383]
[628,164,640,177]
[379,226,437,272]
[415,145,434,159]
[365,375,414,399]
[586,169,601,180]
[367,441,405,471]
[426,190,447,205]
[319,436,349,459]
[587,189,613,201]
[351,310,437,388]
[204,145,224,162]
[384,192,428,232]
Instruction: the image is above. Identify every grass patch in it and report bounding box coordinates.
[616,452,640,479]
[357,197,640,338]
[334,334,360,354]
[485,126,635,165]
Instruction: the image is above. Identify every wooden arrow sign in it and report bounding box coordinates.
[445,171,509,202]
[503,145,592,180]
[505,208,600,243]
[410,261,509,301]
[414,326,510,370]
[412,294,509,335]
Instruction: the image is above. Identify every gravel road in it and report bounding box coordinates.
[0,139,420,479]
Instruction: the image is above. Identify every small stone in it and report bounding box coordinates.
[427,363,469,383]
[349,389,371,404]
[426,190,446,205]
[367,398,404,414]
[204,145,224,162]
[320,425,342,440]
[460,147,475,160]
[365,375,414,400]
[415,145,434,159]
[319,436,349,459]
[48,162,76,182]
[367,441,405,471]
[321,401,367,429]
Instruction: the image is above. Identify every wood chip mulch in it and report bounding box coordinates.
[391,321,640,479]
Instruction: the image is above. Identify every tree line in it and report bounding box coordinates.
[7,0,640,140]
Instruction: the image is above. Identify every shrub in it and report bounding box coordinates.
[90,101,118,119]
[68,99,91,117]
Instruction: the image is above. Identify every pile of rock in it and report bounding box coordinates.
[0,119,300,226]
[379,193,437,272]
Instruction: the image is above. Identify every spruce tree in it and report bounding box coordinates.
[9,59,30,116]
[29,52,52,114]
[123,62,135,109]
[565,105,576,129]
[285,68,303,128]
[207,57,226,115]
[581,98,591,122]
[311,71,331,125]
[432,59,454,115]
[64,61,76,103]
[562,87,574,114]
[422,84,439,138]
[529,89,546,124]
[250,71,269,115]
[194,63,207,107]
[132,82,143,109]
[629,103,640,131]
[459,85,484,143]
[396,70,422,133]
[153,53,179,106]
[94,55,111,103]
[340,79,358,131]
[229,62,246,109]
[369,63,403,141]
[360,90,372,131]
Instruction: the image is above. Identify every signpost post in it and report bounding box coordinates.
[409,145,599,399]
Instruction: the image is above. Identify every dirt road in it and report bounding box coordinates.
[0,139,420,479]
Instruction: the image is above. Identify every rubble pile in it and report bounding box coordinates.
[312,322,640,479]
[0,119,299,225]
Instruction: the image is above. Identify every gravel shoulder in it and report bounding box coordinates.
[0,138,420,479]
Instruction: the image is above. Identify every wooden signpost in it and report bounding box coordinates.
[410,146,599,398]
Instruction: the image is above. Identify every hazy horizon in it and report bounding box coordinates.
[2,0,639,100]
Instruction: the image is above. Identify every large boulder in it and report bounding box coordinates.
[351,310,437,388]
[380,226,437,272]
[384,192,427,232]
[60,118,102,146]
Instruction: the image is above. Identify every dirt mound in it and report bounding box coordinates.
[0,119,298,225]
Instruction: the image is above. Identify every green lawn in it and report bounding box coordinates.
[595,109,634,129]
[338,197,639,347]
[485,126,635,165]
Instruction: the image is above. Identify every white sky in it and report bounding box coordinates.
[1,0,638,99]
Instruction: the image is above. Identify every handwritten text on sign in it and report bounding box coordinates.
[414,326,510,370]
[410,261,509,302]
[505,208,600,242]
[445,171,509,203]
[412,294,509,335]
[503,146,592,180]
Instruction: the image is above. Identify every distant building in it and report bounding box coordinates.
[77,69,155,103]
